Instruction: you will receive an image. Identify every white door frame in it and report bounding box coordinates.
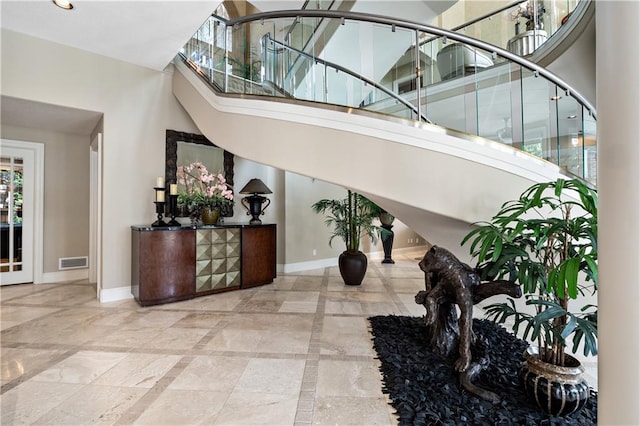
[89,133,103,298]
[0,139,44,284]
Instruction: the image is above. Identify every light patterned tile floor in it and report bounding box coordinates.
[0,248,597,425]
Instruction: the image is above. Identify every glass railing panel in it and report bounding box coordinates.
[521,68,557,162]
[421,39,502,133]
[183,16,217,82]
[423,39,468,131]
[417,33,441,87]
[582,107,597,185]
[475,55,514,144]
[210,18,229,90]
[288,16,319,52]
[361,23,417,114]
[556,93,584,178]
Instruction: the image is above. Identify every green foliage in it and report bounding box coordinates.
[312,190,388,253]
[226,54,262,81]
[462,179,598,365]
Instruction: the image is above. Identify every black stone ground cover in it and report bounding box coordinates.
[369,316,597,426]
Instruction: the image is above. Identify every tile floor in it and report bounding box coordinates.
[1,248,597,425]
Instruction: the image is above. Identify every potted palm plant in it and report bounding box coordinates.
[461,178,597,416]
[312,190,387,285]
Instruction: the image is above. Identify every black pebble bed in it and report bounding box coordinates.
[368,316,597,426]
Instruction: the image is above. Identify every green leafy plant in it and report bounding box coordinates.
[312,190,387,252]
[461,178,597,366]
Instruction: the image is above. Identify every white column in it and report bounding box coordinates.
[596,1,640,424]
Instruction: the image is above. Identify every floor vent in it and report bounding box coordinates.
[59,256,88,270]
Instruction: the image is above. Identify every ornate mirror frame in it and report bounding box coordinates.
[165,129,235,217]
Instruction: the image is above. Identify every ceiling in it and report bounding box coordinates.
[0,0,224,71]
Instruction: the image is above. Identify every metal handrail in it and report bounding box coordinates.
[220,9,596,118]
[261,33,431,123]
[451,0,527,32]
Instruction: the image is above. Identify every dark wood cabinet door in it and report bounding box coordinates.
[241,225,276,288]
[132,229,195,305]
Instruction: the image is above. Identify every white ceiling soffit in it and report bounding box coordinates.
[1,96,103,136]
[0,0,220,71]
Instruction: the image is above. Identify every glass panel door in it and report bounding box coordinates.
[0,145,34,285]
[1,155,23,273]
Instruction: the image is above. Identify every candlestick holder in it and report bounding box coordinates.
[152,186,167,227]
[152,201,167,227]
[167,194,180,226]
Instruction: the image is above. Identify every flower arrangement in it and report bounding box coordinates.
[176,161,233,221]
[509,0,545,32]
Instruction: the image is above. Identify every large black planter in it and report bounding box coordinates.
[520,346,590,416]
[338,250,368,285]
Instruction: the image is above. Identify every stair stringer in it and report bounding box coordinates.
[173,60,567,259]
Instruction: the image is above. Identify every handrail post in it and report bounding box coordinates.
[224,24,229,92]
[414,29,422,122]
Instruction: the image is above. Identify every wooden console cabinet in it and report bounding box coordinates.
[131,224,276,306]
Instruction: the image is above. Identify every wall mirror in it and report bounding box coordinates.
[165,129,235,216]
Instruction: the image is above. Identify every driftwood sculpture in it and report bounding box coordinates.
[415,245,522,402]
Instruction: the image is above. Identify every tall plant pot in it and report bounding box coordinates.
[520,346,590,416]
[379,213,395,264]
[338,251,368,285]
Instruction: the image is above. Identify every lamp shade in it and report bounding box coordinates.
[239,178,272,195]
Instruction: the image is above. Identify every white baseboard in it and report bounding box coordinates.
[280,246,429,274]
[100,286,134,303]
[282,257,338,273]
[39,268,89,283]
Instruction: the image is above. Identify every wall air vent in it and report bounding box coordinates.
[58,256,88,270]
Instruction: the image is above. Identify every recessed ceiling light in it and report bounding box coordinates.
[52,0,74,10]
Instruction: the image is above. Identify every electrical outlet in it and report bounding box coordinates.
[313,249,317,256]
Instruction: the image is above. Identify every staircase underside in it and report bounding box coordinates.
[173,59,568,261]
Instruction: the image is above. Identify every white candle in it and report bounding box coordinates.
[156,176,164,188]
[156,190,165,202]
[170,184,178,195]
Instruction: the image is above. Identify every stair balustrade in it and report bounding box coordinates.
[180,8,596,184]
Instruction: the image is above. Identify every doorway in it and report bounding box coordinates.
[89,133,103,298]
[0,140,44,285]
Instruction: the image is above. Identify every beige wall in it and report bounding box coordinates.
[0,125,90,273]
[1,29,199,291]
[284,173,345,264]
